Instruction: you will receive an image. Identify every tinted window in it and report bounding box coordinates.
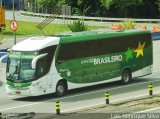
[107,33,151,53]
[57,33,151,61]
[38,45,57,74]
[36,58,47,77]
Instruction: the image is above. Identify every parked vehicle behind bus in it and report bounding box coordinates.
[0,30,153,97]
[0,7,5,32]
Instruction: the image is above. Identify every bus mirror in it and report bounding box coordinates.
[31,53,48,69]
[56,60,65,65]
[0,54,8,63]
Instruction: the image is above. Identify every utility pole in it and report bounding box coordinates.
[12,0,16,44]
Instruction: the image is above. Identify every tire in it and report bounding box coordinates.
[56,81,67,97]
[121,70,132,84]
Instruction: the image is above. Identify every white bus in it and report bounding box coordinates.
[0,30,153,96]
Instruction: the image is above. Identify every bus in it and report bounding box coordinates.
[0,29,153,96]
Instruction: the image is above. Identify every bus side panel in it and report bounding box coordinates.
[56,53,123,84]
[56,32,153,85]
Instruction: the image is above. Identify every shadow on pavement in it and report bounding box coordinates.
[0,80,3,86]
[13,81,122,102]
[13,78,150,102]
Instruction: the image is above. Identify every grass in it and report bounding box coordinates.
[121,20,136,30]
[2,20,106,37]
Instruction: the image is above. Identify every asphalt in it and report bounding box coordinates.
[0,11,160,118]
[6,11,159,28]
[0,41,159,116]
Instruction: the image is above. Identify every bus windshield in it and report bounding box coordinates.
[7,51,38,83]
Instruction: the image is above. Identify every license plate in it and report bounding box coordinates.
[16,91,21,94]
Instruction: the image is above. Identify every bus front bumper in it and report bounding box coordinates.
[6,85,37,96]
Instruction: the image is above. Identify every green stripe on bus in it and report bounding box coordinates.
[7,81,32,87]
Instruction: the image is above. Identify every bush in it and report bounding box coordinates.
[68,20,88,32]
[0,33,4,44]
[121,20,136,30]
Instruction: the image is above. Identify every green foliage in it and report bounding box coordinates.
[121,20,136,30]
[156,0,160,13]
[3,20,103,37]
[100,0,113,9]
[0,33,4,44]
[28,0,160,18]
[113,0,143,17]
[113,0,143,6]
[36,0,65,13]
[3,20,69,37]
[68,20,88,32]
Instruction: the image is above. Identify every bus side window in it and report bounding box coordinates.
[36,58,47,77]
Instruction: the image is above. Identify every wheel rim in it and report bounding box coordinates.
[123,72,129,83]
[57,85,64,95]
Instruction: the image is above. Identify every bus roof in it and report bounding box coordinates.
[12,36,60,51]
[58,30,151,44]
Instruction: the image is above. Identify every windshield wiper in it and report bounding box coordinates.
[9,65,20,81]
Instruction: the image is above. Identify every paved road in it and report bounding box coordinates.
[2,10,157,49]
[139,107,160,113]
[6,10,111,26]
[5,11,157,29]
[0,36,33,49]
[0,11,159,117]
[0,40,159,117]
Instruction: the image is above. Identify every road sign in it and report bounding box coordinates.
[10,20,18,31]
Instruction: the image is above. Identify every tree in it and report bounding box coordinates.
[141,0,160,18]
[112,0,143,17]
[156,0,160,18]
[100,0,113,9]
[37,0,65,13]
[157,0,160,11]
[33,0,160,18]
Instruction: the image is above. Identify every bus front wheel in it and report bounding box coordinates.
[56,81,67,97]
[121,70,132,84]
